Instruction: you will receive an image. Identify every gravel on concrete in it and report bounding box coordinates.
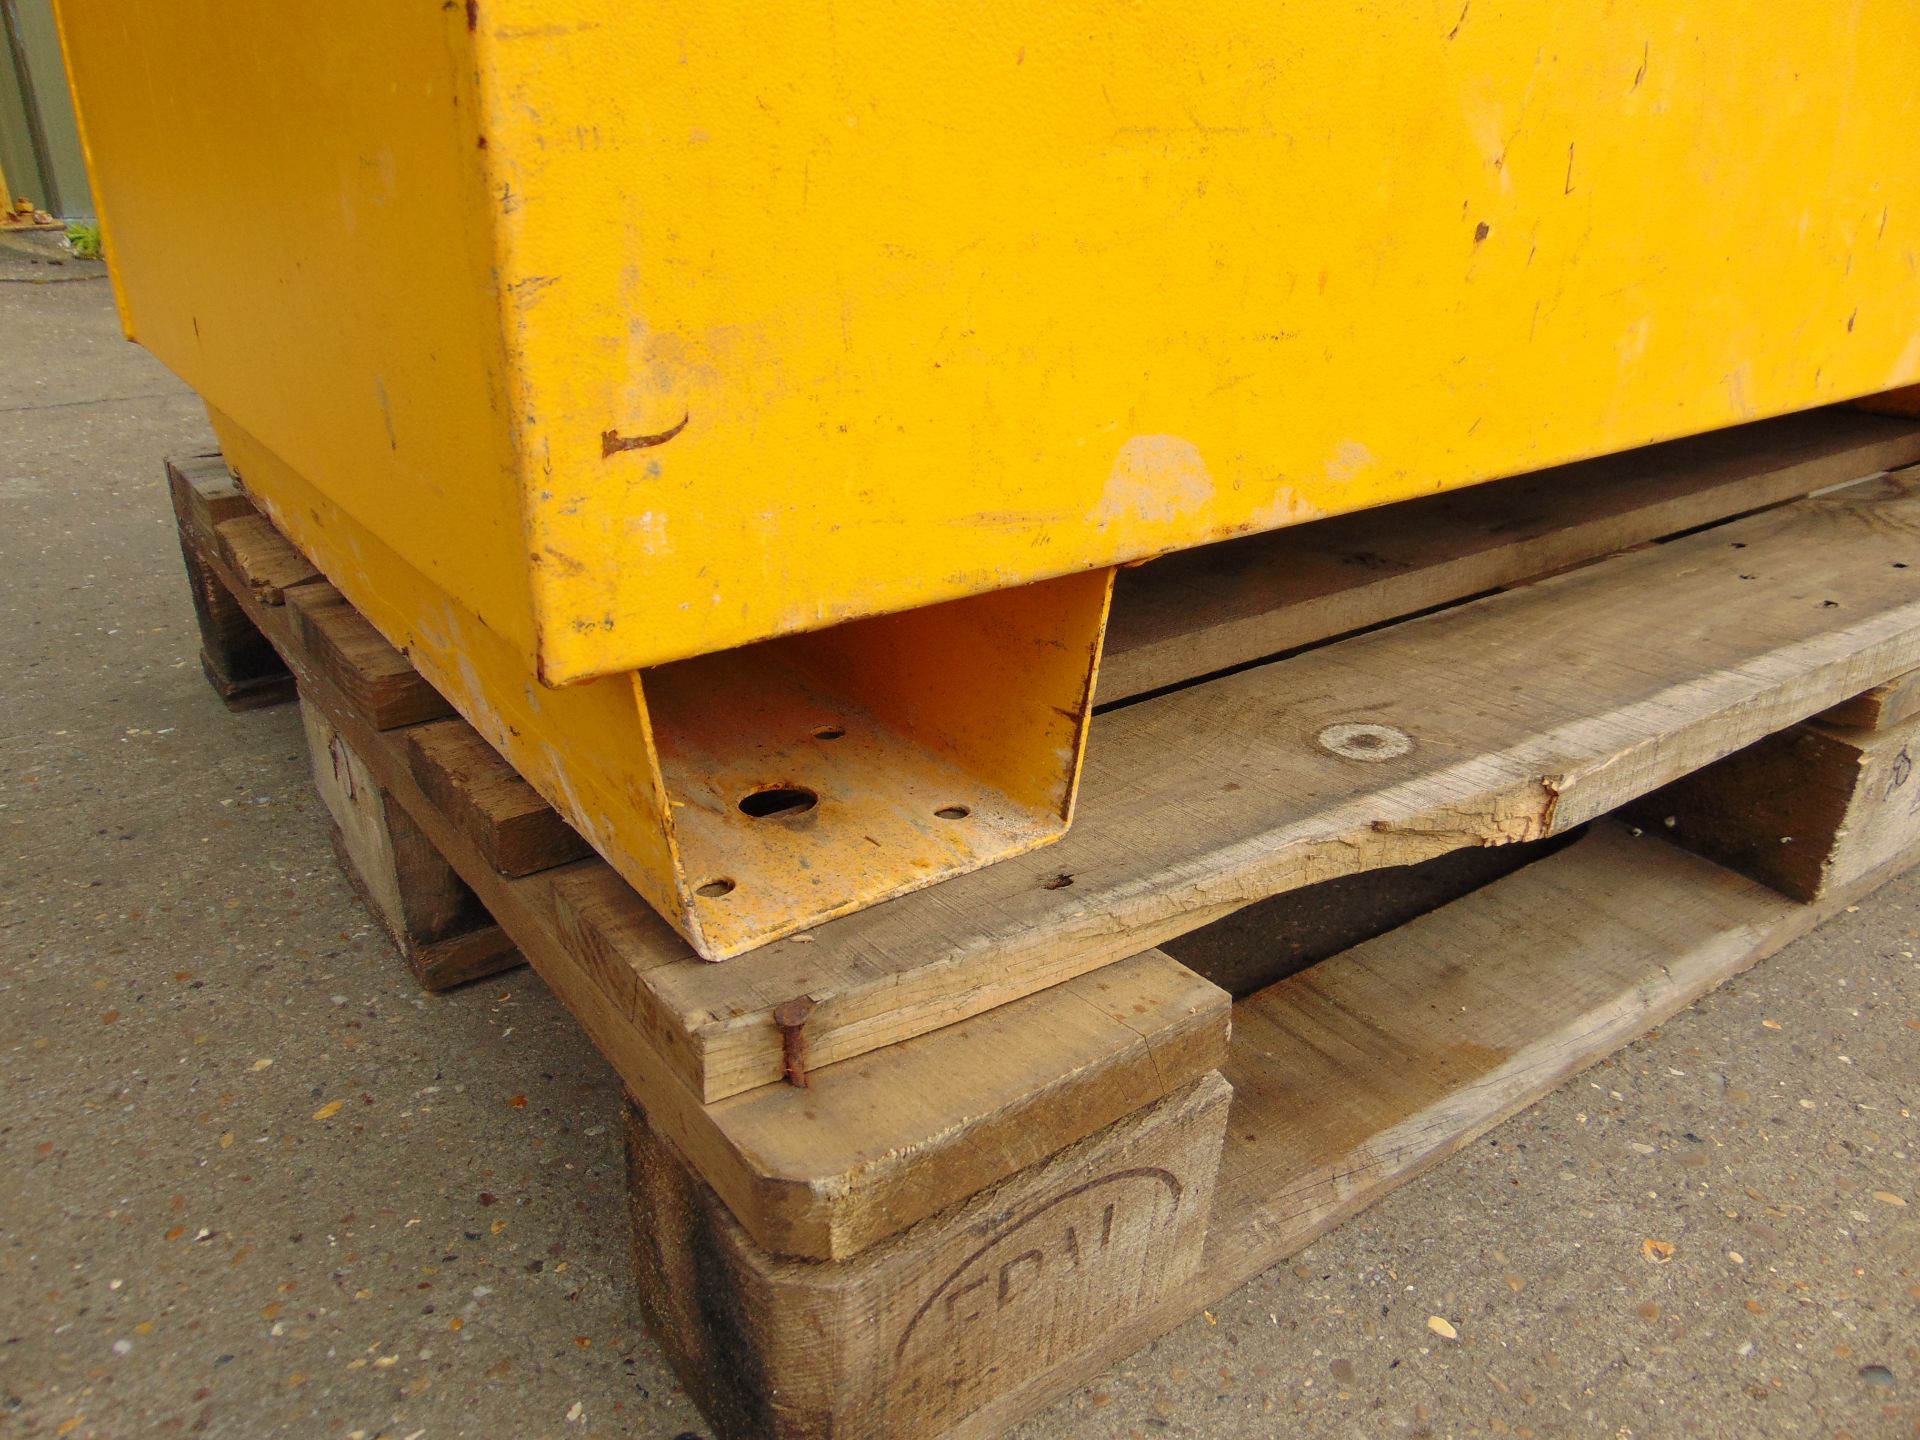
[2,276,1916,1440]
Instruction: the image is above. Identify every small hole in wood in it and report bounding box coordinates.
[696,878,736,898]
[1041,873,1075,890]
[934,804,971,821]
[1895,562,1909,570]
[811,725,847,740]
[1730,542,1747,549]
[1820,599,1839,608]
[739,786,819,820]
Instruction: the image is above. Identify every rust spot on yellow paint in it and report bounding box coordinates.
[601,413,689,458]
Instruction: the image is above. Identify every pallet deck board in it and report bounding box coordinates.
[212,512,319,605]
[1102,407,1920,702]
[288,583,455,731]
[948,821,1899,1438]
[404,719,594,877]
[632,470,1920,1098]
[171,446,1920,1108]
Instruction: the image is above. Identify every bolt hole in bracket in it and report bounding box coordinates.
[739,785,820,820]
[640,566,1116,958]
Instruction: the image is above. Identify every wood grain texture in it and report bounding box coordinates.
[212,512,318,604]
[596,472,1920,1099]
[947,822,1920,1440]
[404,719,592,876]
[307,702,474,939]
[1103,409,1920,701]
[629,1073,1230,1440]
[174,461,1221,1259]
[1630,712,1920,902]
[287,583,454,731]
[303,703,521,991]
[1818,667,1920,729]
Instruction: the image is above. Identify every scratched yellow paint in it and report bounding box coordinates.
[53,1,1920,955]
[55,0,1920,684]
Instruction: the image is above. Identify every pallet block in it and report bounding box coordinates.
[303,703,521,990]
[1630,706,1920,902]
[629,1073,1231,1440]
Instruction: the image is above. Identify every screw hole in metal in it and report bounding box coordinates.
[739,786,819,820]
[696,877,736,898]
[934,804,971,821]
[812,724,847,740]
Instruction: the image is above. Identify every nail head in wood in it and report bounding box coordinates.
[772,996,819,1088]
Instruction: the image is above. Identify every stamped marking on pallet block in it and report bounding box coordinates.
[874,1087,1226,1431]
[894,1165,1183,1365]
[629,1072,1230,1440]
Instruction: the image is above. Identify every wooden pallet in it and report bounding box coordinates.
[168,412,1920,1437]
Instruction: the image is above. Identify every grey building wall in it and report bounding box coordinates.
[2,0,93,219]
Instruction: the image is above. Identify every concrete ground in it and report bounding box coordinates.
[2,275,1916,1440]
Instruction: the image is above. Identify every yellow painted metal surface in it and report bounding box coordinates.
[57,1,1920,682]
[54,1,1920,954]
